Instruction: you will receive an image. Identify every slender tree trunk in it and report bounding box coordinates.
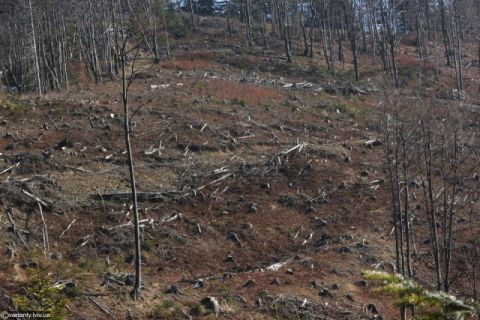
[421,124,443,291]
[401,132,412,277]
[245,0,253,47]
[120,47,142,299]
[309,2,316,58]
[383,106,403,275]
[226,0,232,33]
[261,3,268,49]
[28,0,42,95]
[344,0,359,81]
[301,16,309,56]
[151,1,160,63]
[278,0,291,63]
[438,0,451,66]
[158,0,171,57]
[189,0,197,32]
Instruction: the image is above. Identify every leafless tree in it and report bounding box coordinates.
[114,0,143,299]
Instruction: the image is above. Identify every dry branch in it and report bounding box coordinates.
[194,173,233,193]
[5,208,28,248]
[59,219,76,239]
[37,201,49,254]
[91,191,182,202]
[0,163,20,175]
[104,213,180,231]
[22,189,49,207]
[87,297,116,320]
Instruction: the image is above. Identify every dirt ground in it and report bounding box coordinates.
[1,23,479,319]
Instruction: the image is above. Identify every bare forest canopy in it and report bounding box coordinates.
[0,0,478,94]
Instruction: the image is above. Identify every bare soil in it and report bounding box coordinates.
[1,24,479,320]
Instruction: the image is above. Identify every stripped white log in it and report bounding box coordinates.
[22,189,48,207]
[266,260,291,272]
[37,202,49,254]
[0,163,20,175]
[194,173,232,192]
[60,219,76,239]
[282,143,305,155]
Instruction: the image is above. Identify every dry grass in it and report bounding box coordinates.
[176,51,217,61]
[160,58,213,71]
[192,79,285,106]
[226,55,266,70]
[396,54,420,68]
[160,51,218,70]
[2,20,479,320]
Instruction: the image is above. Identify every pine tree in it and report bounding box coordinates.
[363,270,480,320]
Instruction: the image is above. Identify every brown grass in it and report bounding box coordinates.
[160,51,218,70]
[176,50,217,61]
[160,58,213,71]
[228,55,265,67]
[192,79,286,106]
[396,54,420,68]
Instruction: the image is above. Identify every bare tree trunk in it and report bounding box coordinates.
[421,121,443,291]
[401,130,412,277]
[301,15,309,56]
[449,3,463,92]
[158,0,171,57]
[309,0,316,58]
[380,0,399,86]
[338,24,344,63]
[28,0,42,95]
[189,0,197,32]
[261,2,268,49]
[394,130,406,276]
[438,0,451,66]
[121,47,142,299]
[320,0,335,76]
[344,0,359,81]
[115,3,142,295]
[278,0,291,63]
[385,129,402,272]
[245,0,253,47]
[149,0,160,63]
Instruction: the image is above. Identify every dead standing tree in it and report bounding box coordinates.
[189,0,197,32]
[244,0,253,46]
[114,2,143,299]
[275,0,292,63]
[319,0,336,77]
[121,41,142,301]
[28,0,42,94]
[379,0,399,87]
[381,97,417,320]
[381,95,480,319]
[343,0,359,81]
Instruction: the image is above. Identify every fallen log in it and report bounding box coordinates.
[0,153,42,163]
[0,163,20,175]
[182,258,295,287]
[0,177,55,212]
[59,219,76,239]
[104,214,179,230]
[194,173,233,193]
[91,191,182,202]
[87,297,116,320]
